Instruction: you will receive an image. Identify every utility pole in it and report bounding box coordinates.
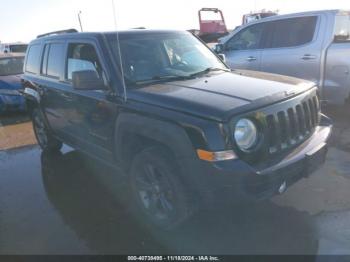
[78,11,83,32]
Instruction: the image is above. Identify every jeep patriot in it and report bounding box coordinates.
[22,29,332,229]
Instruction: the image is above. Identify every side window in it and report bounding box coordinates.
[46,43,65,78]
[269,16,318,48]
[25,44,41,73]
[226,23,264,51]
[66,43,103,81]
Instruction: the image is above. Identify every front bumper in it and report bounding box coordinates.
[186,115,332,201]
[0,94,26,113]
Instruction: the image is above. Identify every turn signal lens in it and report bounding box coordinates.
[197,149,237,162]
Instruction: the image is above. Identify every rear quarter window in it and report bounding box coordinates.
[25,44,42,74]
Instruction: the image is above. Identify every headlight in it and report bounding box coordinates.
[234,118,258,151]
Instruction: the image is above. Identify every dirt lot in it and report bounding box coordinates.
[0,109,350,254]
[0,114,36,150]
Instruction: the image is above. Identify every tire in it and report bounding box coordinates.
[32,108,62,152]
[128,146,193,231]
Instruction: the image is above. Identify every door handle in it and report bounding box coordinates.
[246,56,257,62]
[301,54,317,60]
[60,93,75,102]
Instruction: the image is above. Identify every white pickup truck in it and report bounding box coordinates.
[215,10,350,106]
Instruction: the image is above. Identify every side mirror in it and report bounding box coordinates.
[217,54,226,62]
[334,34,349,43]
[214,43,224,53]
[72,70,107,90]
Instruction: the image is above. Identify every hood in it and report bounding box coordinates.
[0,74,22,90]
[128,70,315,121]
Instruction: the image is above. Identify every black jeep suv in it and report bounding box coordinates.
[22,29,332,229]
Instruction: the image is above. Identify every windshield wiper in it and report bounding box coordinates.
[189,67,230,78]
[133,75,188,85]
[127,70,230,87]
[151,75,187,81]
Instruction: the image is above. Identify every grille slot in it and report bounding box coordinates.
[287,108,297,144]
[309,100,315,127]
[266,115,278,153]
[296,104,305,136]
[303,102,311,132]
[266,94,320,154]
[277,111,288,149]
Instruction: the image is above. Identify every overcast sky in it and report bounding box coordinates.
[0,0,349,43]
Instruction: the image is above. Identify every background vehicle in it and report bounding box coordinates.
[0,43,28,54]
[242,10,278,25]
[215,10,350,106]
[22,29,331,230]
[188,8,229,43]
[0,54,26,113]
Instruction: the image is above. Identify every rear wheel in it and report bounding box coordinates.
[128,146,193,230]
[32,108,62,152]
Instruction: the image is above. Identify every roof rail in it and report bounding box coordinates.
[37,29,78,39]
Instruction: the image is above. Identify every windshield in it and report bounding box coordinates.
[334,14,350,41]
[108,32,227,85]
[9,44,28,53]
[0,57,24,76]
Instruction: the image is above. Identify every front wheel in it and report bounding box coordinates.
[128,146,193,230]
[32,108,62,152]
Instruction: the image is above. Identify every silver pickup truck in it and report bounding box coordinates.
[215,10,350,106]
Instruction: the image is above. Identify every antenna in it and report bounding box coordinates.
[78,11,83,32]
[253,0,257,12]
[112,0,127,102]
[112,0,117,29]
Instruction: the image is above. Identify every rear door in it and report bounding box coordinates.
[39,41,70,138]
[260,16,322,84]
[323,12,350,104]
[223,22,267,71]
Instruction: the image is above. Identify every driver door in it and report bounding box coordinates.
[223,22,267,71]
[62,42,117,159]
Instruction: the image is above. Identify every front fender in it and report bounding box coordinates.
[114,113,197,163]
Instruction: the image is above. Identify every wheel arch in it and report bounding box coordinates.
[22,84,41,114]
[25,96,38,115]
[114,113,198,171]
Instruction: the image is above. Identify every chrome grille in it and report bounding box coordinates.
[266,94,320,154]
